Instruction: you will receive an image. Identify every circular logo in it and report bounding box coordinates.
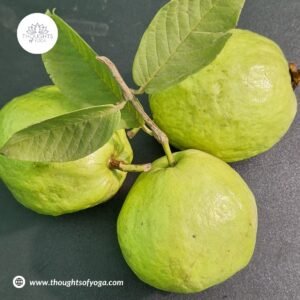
[17,13,58,54]
[12,275,26,288]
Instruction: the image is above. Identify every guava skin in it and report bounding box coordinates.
[150,29,297,162]
[0,86,133,216]
[118,150,257,293]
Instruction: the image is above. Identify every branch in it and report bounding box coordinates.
[97,56,175,166]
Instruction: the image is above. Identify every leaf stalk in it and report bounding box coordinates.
[109,159,151,173]
[127,127,141,139]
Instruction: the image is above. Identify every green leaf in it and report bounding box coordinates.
[0,105,122,162]
[42,10,122,106]
[0,85,81,149]
[42,11,142,129]
[133,0,245,94]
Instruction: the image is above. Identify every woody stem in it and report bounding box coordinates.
[97,56,175,167]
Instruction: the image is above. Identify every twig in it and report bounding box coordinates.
[97,56,175,166]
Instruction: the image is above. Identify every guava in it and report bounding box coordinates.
[117,149,257,293]
[150,29,297,162]
[0,86,133,216]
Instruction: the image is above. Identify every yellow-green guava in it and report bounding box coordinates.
[150,29,297,162]
[0,86,133,216]
[118,149,257,293]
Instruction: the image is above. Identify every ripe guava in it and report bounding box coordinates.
[117,149,257,293]
[150,29,297,162]
[0,86,133,216]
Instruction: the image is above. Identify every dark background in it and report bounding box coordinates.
[0,0,299,299]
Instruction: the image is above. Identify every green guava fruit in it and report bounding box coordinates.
[0,86,133,216]
[150,29,297,162]
[118,149,257,293]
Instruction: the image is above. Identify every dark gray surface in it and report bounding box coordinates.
[0,0,299,299]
